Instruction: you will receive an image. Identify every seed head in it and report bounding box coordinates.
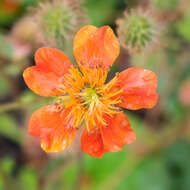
[117,8,158,54]
[33,0,87,49]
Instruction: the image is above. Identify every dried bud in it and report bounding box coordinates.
[32,0,87,49]
[11,15,39,46]
[0,32,31,61]
[117,9,158,54]
[179,78,190,106]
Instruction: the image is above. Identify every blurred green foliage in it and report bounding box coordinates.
[0,76,10,98]
[83,0,125,26]
[152,0,179,12]
[0,114,22,144]
[0,33,14,58]
[177,10,190,42]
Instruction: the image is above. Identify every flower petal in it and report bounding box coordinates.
[100,113,136,152]
[80,127,107,158]
[35,47,72,76]
[23,66,63,96]
[23,47,72,96]
[117,67,158,110]
[74,25,120,70]
[29,105,76,153]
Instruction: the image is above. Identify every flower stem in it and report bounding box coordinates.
[0,161,13,190]
[0,102,21,113]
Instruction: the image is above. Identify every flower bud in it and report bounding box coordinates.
[179,78,190,106]
[33,0,87,50]
[117,9,158,54]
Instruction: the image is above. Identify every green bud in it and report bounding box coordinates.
[117,9,158,53]
[33,0,87,50]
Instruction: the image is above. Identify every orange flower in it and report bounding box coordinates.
[23,25,158,158]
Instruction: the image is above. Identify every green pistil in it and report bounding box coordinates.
[84,87,99,103]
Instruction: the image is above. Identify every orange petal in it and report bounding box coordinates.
[23,47,72,96]
[23,66,63,96]
[100,113,136,152]
[80,127,107,158]
[117,67,158,110]
[35,47,72,77]
[29,105,76,152]
[74,25,120,70]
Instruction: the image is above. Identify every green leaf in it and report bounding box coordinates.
[177,11,190,42]
[0,114,22,144]
[0,76,10,98]
[2,157,15,175]
[17,167,38,190]
[116,156,170,190]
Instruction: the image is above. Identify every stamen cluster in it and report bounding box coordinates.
[56,66,122,131]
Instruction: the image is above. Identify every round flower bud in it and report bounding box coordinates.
[33,0,87,50]
[117,9,158,54]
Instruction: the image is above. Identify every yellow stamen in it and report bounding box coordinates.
[55,65,122,131]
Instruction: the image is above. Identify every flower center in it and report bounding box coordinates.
[82,87,99,104]
[55,66,123,131]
